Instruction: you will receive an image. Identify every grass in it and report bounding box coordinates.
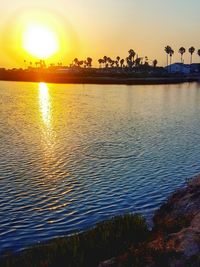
[0,214,149,267]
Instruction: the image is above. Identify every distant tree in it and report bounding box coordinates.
[135,57,142,67]
[126,49,136,68]
[189,46,195,64]
[111,60,115,68]
[178,47,186,63]
[153,59,158,68]
[114,60,118,67]
[116,56,120,63]
[82,60,86,68]
[107,57,112,67]
[128,49,136,61]
[87,57,93,68]
[98,59,103,68]
[169,48,174,73]
[24,60,27,69]
[144,57,149,67]
[78,60,84,67]
[120,59,125,68]
[126,57,132,68]
[73,58,79,67]
[127,49,136,68]
[164,45,172,68]
[103,56,108,68]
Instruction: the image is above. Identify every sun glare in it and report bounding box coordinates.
[23,24,59,59]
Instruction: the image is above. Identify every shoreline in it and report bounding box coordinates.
[0,69,199,85]
[1,175,200,267]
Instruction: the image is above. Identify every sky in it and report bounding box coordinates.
[0,0,200,67]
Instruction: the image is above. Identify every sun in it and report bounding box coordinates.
[23,24,59,59]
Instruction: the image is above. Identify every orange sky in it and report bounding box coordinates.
[0,0,200,68]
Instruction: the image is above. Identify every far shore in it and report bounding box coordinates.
[0,69,199,85]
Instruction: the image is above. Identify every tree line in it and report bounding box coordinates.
[72,49,158,69]
[24,46,200,70]
[24,49,158,69]
[165,46,200,66]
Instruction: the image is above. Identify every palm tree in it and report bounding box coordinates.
[87,57,92,68]
[169,48,174,73]
[23,60,27,69]
[98,59,103,68]
[164,46,172,69]
[114,60,118,67]
[135,57,142,67]
[120,59,125,68]
[145,56,148,64]
[153,59,158,68]
[78,60,84,67]
[101,59,105,68]
[189,47,195,64]
[109,60,113,68]
[73,58,79,67]
[107,57,112,67]
[103,56,108,68]
[128,49,136,60]
[178,47,186,63]
[128,49,136,67]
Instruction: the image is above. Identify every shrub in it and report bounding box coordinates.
[0,214,149,267]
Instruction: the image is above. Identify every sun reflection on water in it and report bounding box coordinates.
[38,82,57,167]
[39,82,51,128]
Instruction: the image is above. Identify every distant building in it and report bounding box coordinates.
[165,63,190,74]
[165,63,200,74]
[190,63,200,73]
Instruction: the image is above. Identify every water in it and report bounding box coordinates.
[1,81,200,253]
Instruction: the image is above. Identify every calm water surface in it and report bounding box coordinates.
[1,81,200,252]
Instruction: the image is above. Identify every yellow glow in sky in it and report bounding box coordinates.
[1,0,200,67]
[23,24,59,59]
[0,8,79,67]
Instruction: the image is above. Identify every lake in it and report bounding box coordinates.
[1,81,200,253]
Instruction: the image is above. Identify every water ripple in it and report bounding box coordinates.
[1,82,200,253]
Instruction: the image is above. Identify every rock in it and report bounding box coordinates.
[150,175,200,266]
[153,175,200,233]
[98,175,200,267]
[98,258,116,267]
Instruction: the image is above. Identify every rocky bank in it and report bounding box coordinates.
[99,175,200,267]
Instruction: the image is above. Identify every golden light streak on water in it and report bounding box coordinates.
[39,82,51,128]
[38,82,57,174]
